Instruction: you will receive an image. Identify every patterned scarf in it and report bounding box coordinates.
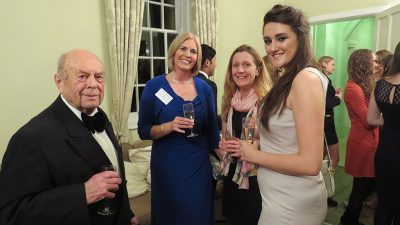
[222,89,259,189]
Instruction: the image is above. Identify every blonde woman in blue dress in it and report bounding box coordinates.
[239,5,328,225]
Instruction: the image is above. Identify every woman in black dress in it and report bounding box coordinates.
[367,41,400,225]
[218,45,272,225]
[319,56,342,207]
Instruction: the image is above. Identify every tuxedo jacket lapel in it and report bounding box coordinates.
[66,132,111,173]
[53,97,112,173]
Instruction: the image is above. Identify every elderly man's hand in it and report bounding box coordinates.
[84,171,121,204]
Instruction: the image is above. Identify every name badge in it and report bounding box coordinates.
[155,88,173,105]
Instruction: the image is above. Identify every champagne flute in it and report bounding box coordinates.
[224,129,236,163]
[97,164,116,215]
[183,103,198,137]
[242,117,255,143]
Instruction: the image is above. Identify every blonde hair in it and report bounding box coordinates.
[318,56,334,76]
[167,32,202,75]
[221,45,272,121]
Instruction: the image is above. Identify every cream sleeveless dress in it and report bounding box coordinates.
[257,68,328,225]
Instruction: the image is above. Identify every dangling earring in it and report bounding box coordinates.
[277,68,283,77]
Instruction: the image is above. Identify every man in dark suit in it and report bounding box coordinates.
[196,44,221,130]
[196,45,225,223]
[0,49,138,225]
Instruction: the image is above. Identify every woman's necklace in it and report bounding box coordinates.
[170,74,193,84]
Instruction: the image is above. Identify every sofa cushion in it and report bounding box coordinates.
[124,161,150,198]
[128,146,151,184]
[128,146,151,164]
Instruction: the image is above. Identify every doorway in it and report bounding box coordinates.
[312,17,376,166]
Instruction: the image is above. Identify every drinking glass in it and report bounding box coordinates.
[224,130,236,163]
[242,117,255,143]
[182,103,198,137]
[97,165,116,215]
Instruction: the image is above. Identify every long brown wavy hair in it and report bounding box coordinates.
[259,4,319,130]
[221,45,272,122]
[347,49,374,96]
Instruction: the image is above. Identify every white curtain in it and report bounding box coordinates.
[104,0,144,143]
[194,0,219,49]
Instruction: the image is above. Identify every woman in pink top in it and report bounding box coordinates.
[341,49,379,225]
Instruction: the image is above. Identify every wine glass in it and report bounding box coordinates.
[224,129,236,163]
[97,164,116,215]
[242,117,255,143]
[182,103,198,137]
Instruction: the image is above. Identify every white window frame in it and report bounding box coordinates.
[128,0,189,130]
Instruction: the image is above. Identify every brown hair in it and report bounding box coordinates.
[167,32,202,75]
[376,49,392,63]
[262,55,279,84]
[388,41,400,76]
[221,45,272,121]
[347,49,374,96]
[376,49,394,78]
[259,4,319,129]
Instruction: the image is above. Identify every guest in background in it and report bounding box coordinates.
[218,44,271,225]
[240,5,328,225]
[318,56,342,207]
[196,43,222,223]
[319,56,341,168]
[374,49,393,81]
[367,41,400,225]
[340,49,379,225]
[196,43,220,130]
[364,49,393,210]
[0,49,137,225]
[137,32,220,225]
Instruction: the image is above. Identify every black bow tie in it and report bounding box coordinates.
[81,111,106,133]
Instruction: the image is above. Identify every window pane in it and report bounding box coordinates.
[149,0,161,2]
[149,3,161,28]
[139,32,150,56]
[137,59,151,84]
[167,33,177,48]
[131,87,137,112]
[164,6,175,30]
[154,59,166,76]
[152,32,165,57]
[142,2,148,27]
[131,86,145,112]
[164,0,175,4]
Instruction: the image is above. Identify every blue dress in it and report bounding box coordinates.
[138,74,220,225]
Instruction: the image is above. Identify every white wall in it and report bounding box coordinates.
[0,1,110,159]
[214,0,279,112]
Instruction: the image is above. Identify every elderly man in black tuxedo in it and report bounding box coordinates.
[0,49,139,225]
